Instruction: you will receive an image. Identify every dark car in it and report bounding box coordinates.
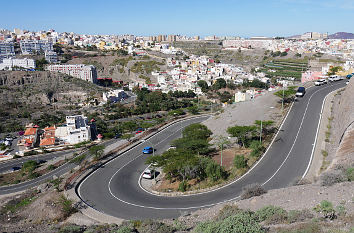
[295,87,306,97]
[11,166,21,171]
[114,133,122,139]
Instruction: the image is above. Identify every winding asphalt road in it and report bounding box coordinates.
[77,80,346,219]
[0,139,118,195]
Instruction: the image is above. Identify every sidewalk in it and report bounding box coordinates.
[304,90,336,182]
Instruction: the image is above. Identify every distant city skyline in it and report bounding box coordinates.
[1,0,353,37]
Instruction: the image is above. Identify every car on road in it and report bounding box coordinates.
[142,146,153,154]
[347,74,352,79]
[142,169,156,179]
[314,79,327,86]
[295,87,306,97]
[346,80,350,85]
[11,166,21,171]
[329,75,342,82]
[168,146,176,150]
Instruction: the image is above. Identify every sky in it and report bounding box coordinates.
[1,0,353,37]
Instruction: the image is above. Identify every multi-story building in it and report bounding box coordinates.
[167,35,177,42]
[20,40,53,55]
[0,42,15,63]
[0,58,36,70]
[55,115,92,145]
[45,51,58,63]
[46,64,97,83]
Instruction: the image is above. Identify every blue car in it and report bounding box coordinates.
[142,146,153,154]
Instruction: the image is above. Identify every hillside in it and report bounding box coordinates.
[329,32,354,39]
[0,71,105,134]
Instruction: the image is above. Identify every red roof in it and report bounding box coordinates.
[24,128,37,136]
[40,138,55,147]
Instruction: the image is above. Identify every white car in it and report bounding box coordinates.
[329,75,341,82]
[142,169,156,179]
[346,81,350,85]
[168,146,176,150]
[314,79,327,86]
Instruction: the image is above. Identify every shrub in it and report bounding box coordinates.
[314,200,336,220]
[241,183,267,200]
[234,155,247,169]
[255,205,287,224]
[59,195,77,219]
[346,167,354,181]
[287,209,314,223]
[178,180,188,192]
[22,160,38,172]
[116,226,134,233]
[194,211,265,233]
[70,154,87,164]
[58,225,83,233]
[216,205,243,221]
[137,219,174,233]
[205,161,227,182]
[278,222,322,233]
[47,164,56,170]
[320,172,346,186]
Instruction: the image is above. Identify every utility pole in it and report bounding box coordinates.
[220,143,223,167]
[281,85,285,112]
[260,120,262,143]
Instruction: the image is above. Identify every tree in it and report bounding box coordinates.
[327,66,343,76]
[197,80,209,93]
[182,123,212,141]
[273,86,297,103]
[89,145,105,160]
[227,125,257,147]
[212,78,227,90]
[214,135,231,166]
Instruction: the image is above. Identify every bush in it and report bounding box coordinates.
[205,161,227,182]
[194,211,265,233]
[241,183,267,200]
[70,154,87,164]
[234,155,247,169]
[287,209,314,224]
[47,164,56,170]
[216,205,243,221]
[22,160,38,172]
[346,167,354,181]
[58,225,83,233]
[255,205,287,224]
[320,172,346,186]
[137,219,175,233]
[116,225,134,233]
[314,200,336,220]
[178,180,188,192]
[59,195,77,219]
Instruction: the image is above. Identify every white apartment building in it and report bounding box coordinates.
[0,42,15,63]
[20,40,53,55]
[0,58,35,70]
[55,115,91,145]
[45,51,58,63]
[46,64,97,83]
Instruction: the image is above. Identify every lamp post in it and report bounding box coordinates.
[260,120,262,143]
[281,85,285,112]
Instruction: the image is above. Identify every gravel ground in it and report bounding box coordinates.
[203,91,282,141]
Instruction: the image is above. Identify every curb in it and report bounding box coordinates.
[138,102,295,197]
[71,114,211,223]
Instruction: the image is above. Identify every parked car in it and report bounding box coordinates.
[346,74,352,79]
[142,168,156,179]
[295,87,306,97]
[114,133,122,139]
[346,80,350,85]
[314,79,327,86]
[11,166,21,171]
[142,146,153,154]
